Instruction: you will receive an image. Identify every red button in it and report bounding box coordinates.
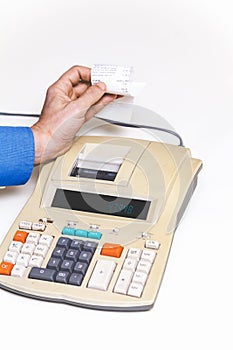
[0,262,14,275]
[13,230,28,243]
[101,243,123,258]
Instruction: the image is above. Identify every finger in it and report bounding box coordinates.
[48,66,91,100]
[84,94,117,121]
[70,82,107,114]
[72,81,91,99]
[47,66,92,99]
[57,65,91,86]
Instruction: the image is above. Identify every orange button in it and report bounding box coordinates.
[13,230,28,243]
[0,262,14,275]
[101,243,124,258]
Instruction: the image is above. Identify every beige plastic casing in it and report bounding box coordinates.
[0,136,202,311]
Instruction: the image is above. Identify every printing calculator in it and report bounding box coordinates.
[0,130,202,311]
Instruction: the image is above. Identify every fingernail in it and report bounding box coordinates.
[96,82,106,91]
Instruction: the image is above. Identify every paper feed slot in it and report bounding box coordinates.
[70,143,130,181]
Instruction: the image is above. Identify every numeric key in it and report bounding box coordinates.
[55,271,70,284]
[29,267,56,282]
[84,241,98,253]
[65,249,80,262]
[79,251,93,264]
[74,262,88,275]
[68,273,83,286]
[60,260,75,273]
[47,257,62,271]
[52,247,66,260]
[70,239,84,251]
[57,237,71,250]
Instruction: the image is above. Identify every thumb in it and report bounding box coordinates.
[71,82,107,114]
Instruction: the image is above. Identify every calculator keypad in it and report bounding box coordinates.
[0,230,54,277]
[29,237,97,286]
[114,247,157,298]
[0,225,161,300]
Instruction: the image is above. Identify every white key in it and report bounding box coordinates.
[88,259,116,291]
[19,220,32,230]
[21,243,36,256]
[11,265,26,277]
[127,248,141,260]
[114,269,134,295]
[9,241,23,254]
[127,282,144,298]
[123,258,138,271]
[136,260,152,275]
[34,244,48,258]
[29,255,43,267]
[41,217,53,224]
[26,232,40,245]
[39,234,53,247]
[16,253,30,267]
[90,224,99,230]
[4,251,18,264]
[141,250,156,264]
[132,271,148,286]
[32,222,46,231]
[145,240,160,250]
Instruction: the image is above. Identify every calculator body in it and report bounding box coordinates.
[0,135,202,311]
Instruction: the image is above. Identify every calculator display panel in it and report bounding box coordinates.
[51,189,151,220]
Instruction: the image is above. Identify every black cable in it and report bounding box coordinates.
[0,112,40,118]
[0,111,184,147]
[96,117,185,147]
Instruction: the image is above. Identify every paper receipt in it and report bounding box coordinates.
[91,64,145,96]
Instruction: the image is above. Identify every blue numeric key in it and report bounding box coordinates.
[79,251,93,264]
[55,271,70,284]
[74,262,88,275]
[60,260,75,273]
[47,257,62,271]
[52,247,66,260]
[29,267,56,282]
[84,241,98,253]
[57,237,71,249]
[66,249,80,262]
[69,273,83,286]
[70,239,84,251]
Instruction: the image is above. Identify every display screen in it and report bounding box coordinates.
[51,189,151,220]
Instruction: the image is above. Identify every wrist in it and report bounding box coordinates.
[31,123,49,165]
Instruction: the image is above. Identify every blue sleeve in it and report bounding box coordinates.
[0,126,35,186]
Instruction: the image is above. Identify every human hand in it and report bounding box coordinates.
[31,65,116,165]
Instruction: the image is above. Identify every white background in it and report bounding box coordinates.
[0,0,233,349]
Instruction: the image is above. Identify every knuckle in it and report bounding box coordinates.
[46,84,56,96]
[85,88,101,103]
[70,64,81,70]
